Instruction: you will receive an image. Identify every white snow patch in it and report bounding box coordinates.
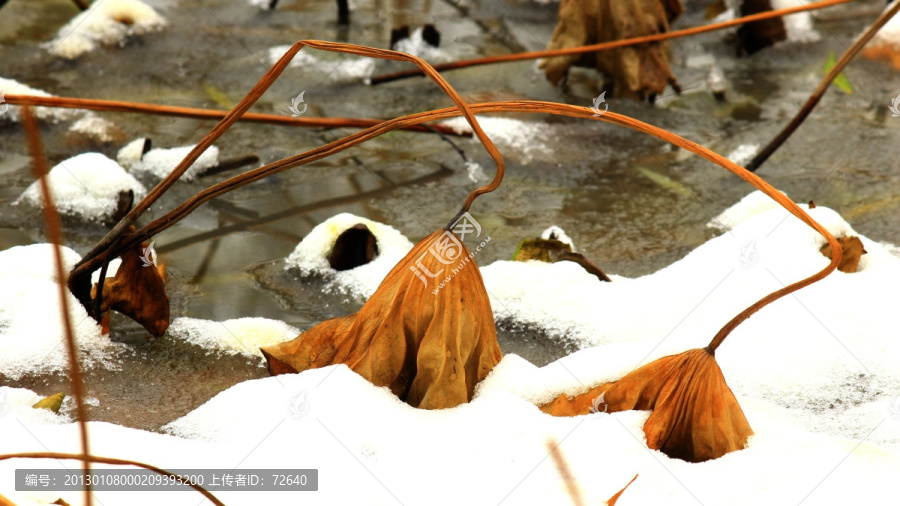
[465,161,488,183]
[267,45,375,82]
[0,77,83,123]
[119,141,220,182]
[67,113,119,142]
[440,116,557,163]
[541,225,574,249]
[46,0,167,59]
[285,213,414,299]
[167,317,299,360]
[16,153,147,222]
[392,28,452,63]
[0,245,114,380]
[726,143,759,167]
[247,0,276,9]
[707,189,785,231]
[0,387,70,426]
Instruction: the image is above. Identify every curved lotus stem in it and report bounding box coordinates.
[81,100,839,350]
[67,39,505,313]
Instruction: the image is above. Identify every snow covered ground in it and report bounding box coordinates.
[1,193,899,505]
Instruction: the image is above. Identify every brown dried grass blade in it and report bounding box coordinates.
[21,105,93,506]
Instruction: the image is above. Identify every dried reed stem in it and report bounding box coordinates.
[22,106,93,506]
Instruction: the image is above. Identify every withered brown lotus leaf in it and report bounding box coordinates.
[91,240,169,336]
[539,0,684,99]
[262,229,502,410]
[820,236,866,273]
[541,349,753,463]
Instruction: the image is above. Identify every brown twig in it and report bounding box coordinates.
[746,0,900,172]
[21,106,93,506]
[368,0,853,85]
[2,94,464,136]
[0,453,224,506]
[71,0,89,10]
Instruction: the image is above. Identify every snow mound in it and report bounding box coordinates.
[0,77,83,123]
[708,189,785,231]
[167,317,299,360]
[440,116,558,163]
[67,113,119,142]
[267,45,376,82]
[285,213,414,299]
[0,245,113,380]
[16,153,147,222]
[118,139,220,182]
[46,0,167,59]
[772,0,821,42]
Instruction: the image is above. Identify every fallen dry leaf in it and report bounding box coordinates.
[539,0,684,100]
[820,236,867,273]
[513,237,612,282]
[91,239,170,336]
[32,392,65,413]
[541,348,752,462]
[737,0,787,55]
[262,228,502,409]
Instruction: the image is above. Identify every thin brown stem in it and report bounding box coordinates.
[67,40,504,319]
[22,106,93,506]
[747,0,900,172]
[68,100,841,351]
[0,453,224,506]
[368,0,853,85]
[2,94,464,136]
[71,0,89,10]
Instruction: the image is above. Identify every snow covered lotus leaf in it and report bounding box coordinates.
[262,229,502,410]
[46,0,167,59]
[92,238,169,337]
[541,348,753,463]
[540,0,684,99]
[16,152,146,222]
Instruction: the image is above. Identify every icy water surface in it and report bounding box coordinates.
[1,0,899,431]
